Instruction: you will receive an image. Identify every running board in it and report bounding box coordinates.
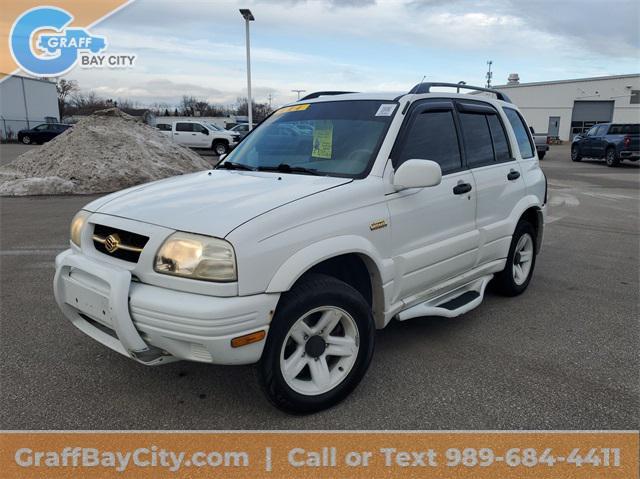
[397,275,492,321]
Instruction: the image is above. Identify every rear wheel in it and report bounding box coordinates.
[605,147,620,167]
[493,220,537,296]
[538,151,545,160]
[258,274,375,414]
[212,140,228,156]
[571,145,582,162]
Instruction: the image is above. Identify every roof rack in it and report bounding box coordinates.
[408,82,512,103]
[299,91,356,101]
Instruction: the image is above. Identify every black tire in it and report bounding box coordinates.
[493,221,537,297]
[258,274,375,414]
[212,140,228,156]
[21,135,31,145]
[605,147,620,167]
[538,151,545,160]
[571,145,582,162]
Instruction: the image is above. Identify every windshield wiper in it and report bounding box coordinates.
[218,161,254,171]
[257,163,322,176]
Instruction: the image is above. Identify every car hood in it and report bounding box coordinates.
[86,170,352,237]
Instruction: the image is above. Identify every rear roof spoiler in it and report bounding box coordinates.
[408,82,512,103]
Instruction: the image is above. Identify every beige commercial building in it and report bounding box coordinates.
[494,74,640,141]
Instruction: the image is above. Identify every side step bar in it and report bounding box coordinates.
[397,275,492,321]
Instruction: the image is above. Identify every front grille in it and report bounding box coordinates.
[92,224,149,263]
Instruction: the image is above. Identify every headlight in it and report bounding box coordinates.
[154,232,237,282]
[70,210,90,247]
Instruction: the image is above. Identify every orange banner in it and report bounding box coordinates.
[1,431,638,478]
[1,0,132,78]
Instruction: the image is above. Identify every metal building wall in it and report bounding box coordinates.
[0,75,59,141]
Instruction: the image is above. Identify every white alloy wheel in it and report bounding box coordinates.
[512,233,534,286]
[279,306,360,396]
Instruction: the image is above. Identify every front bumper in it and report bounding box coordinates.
[54,249,279,366]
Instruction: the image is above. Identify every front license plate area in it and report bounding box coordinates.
[64,275,112,327]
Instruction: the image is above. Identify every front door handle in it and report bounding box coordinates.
[507,170,520,181]
[453,182,472,195]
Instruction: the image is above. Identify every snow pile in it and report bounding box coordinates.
[0,108,211,196]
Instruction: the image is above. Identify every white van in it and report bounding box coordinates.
[156,120,239,155]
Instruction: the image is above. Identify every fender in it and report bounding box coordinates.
[265,235,393,329]
[266,235,391,293]
[508,193,545,251]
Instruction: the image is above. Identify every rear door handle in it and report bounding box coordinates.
[453,182,472,195]
[507,170,520,181]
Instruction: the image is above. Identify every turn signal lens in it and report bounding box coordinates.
[231,330,266,348]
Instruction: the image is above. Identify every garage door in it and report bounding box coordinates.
[570,101,614,139]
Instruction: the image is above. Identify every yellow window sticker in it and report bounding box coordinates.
[274,104,310,115]
[312,121,333,159]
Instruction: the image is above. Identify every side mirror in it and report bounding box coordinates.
[202,128,209,135]
[393,159,442,190]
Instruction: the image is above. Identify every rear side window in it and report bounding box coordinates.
[504,108,534,159]
[396,110,462,174]
[609,124,639,134]
[487,115,511,162]
[176,123,193,132]
[459,113,494,167]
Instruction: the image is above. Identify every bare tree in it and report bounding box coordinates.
[235,97,273,122]
[56,78,78,117]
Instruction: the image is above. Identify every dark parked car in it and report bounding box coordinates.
[18,123,72,145]
[571,123,639,167]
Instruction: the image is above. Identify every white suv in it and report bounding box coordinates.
[54,83,546,413]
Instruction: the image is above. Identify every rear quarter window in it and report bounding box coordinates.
[504,108,535,159]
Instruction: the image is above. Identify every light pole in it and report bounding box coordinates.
[291,89,306,100]
[240,9,255,130]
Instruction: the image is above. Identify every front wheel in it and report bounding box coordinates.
[212,140,228,156]
[571,145,582,162]
[258,274,375,414]
[21,135,31,145]
[605,148,620,167]
[493,221,537,296]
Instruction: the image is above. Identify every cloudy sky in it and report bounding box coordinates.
[67,0,640,108]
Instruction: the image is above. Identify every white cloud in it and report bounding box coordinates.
[63,0,639,107]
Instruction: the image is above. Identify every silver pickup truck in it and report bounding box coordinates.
[530,127,549,160]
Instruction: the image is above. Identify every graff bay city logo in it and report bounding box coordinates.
[10,6,136,77]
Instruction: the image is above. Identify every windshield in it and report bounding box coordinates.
[222,100,397,178]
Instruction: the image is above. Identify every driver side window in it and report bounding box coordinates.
[586,126,598,137]
[395,110,462,174]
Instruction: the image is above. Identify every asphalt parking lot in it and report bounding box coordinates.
[1,145,638,430]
